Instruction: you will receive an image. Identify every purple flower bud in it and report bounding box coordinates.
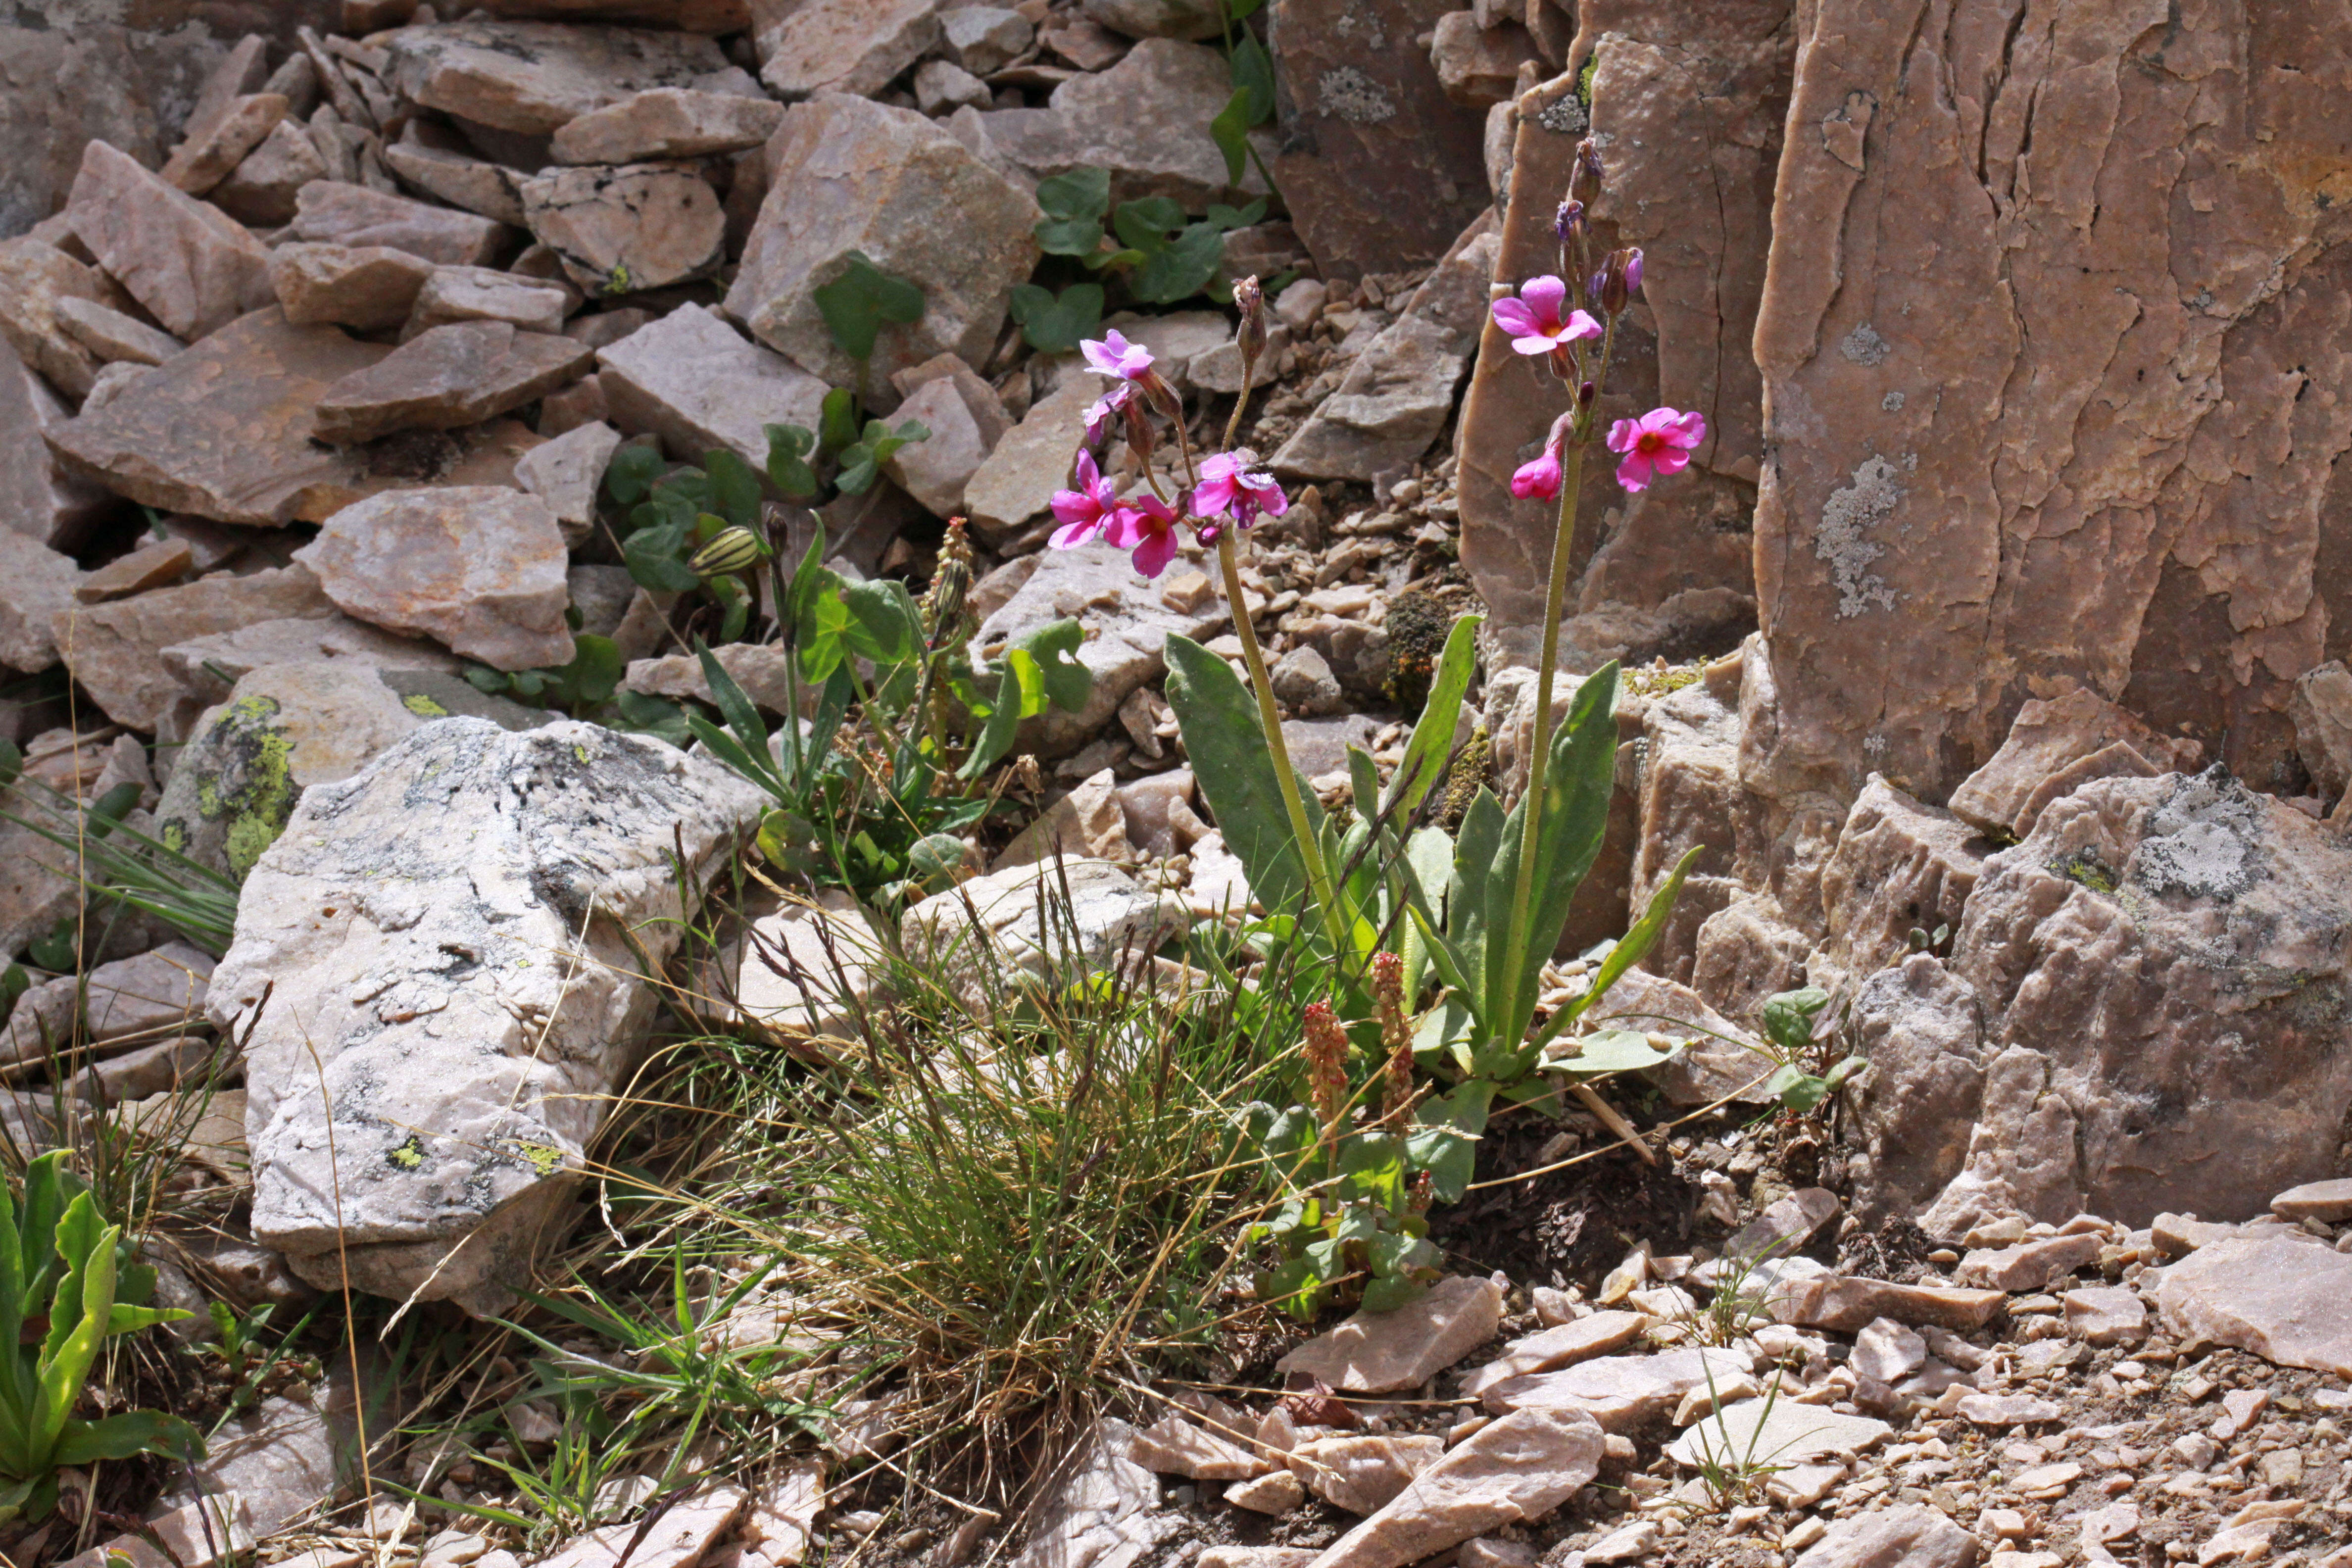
[1233,274,1268,374]
[1554,199,1585,245]
[1599,247,1638,316]
[1622,247,1643,297]
[1576,139,1603,184]
[1577,380,1597,407]
[1588,268,1607,304]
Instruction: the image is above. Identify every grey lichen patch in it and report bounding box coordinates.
[1318,67,1396,125]
[1536,95,1589,137]
[1817,455,1906,617]
[2128,766,2265,902]
[1840,323,1890,365]
[1882,390,1907,411]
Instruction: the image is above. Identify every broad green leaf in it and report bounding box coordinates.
[1130,221,1227,304]
[703,448,761,528]
[1164,634,1323,920]
[1383,614,1482,819]
[811,252,925,361]
[1016,619,1091,714]
[764,423,820,498]
[52,1411,202,1468]
[961,647,1039,782]
[840,579,923,667]
[1007,282,1104,353]
[1762,986,1831,1055]
[602,442,664,506]
[1035,166,1111,222]
[1113,196,1187,248]
[1209,86,1253,187]
[1447,788,1506,1009]
[819,390,861,457]
[622,519,701,593]
[1542,1028,1681,1079]
[1359,1273,1427,1313]
[1229,33,1275,123]
[554,635,623,707]
[613,689,691,748]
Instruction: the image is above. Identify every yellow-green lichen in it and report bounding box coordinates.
[387,1134,427,1171]
[511,1141,566,1176]
[402,694,450,718]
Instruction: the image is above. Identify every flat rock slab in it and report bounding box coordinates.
[162,614,463,705]
[1482,1347,1752,1431]
[65,141,274,342]
[270,244,438,333]
[538,1484,748,1568]
[1458,1311,1655,1399]
[1666,1397,1890,1471]
[0,530,87,674]
[2061,1287,2147,1347]
[1954,1233,2104,1294]
[207,718,764,1313]
[1791,1505,1980,1568]
[1,332,116,557]
[314,322,592,445]
[384,20,730,136]
[517,161,727,295]
[1287,1435,1443,1515]
[296,487,573,671]
[46,308,397,527]
[901,858,1189,1012]
[2271,1179,2352,1224]
[4,943,215,1064]
[1307,1410,1601,1568]
[1276,1274,1504,1394]
[595,303,827,472]
[0,237,111,399]
[1771,1276,2008,1334]
[289,182,508,267]
[551,87,784,163]
[961,378,1098,546]
[406,266,572,337]
[1948,688,2203,839]
[2153,1236,2352,1378]
[52,566,336,733]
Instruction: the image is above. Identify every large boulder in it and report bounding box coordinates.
[206,719,766,1313]
[727,95,1039,408]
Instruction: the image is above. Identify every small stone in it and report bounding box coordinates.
[161,92,290,195]
[52,566,336,733]
[1304,1410,1603,1568]
[1081,0,1221,38]
[880,372,1004,518]
[4,943,214,1064]
[595,303,828,473]
[405,267,571,337]
[551,88,785,165]
[295,488,572,671]
[1956,1233,2105,1293]
[2289,662,2352,801]
[993,769,1134,870]
[756,0,943,99]
[159,615,461,706]
[1771,1275,2008,1334]
[514,421,622,540]
[75,539,193,604]
[0,532,87,673]
[1850,1317,1928,1385]
[1274,1274,1504,1395]
[384,19,729,137]
[2210,1387,2268,1440]
[1483,1347,1753,1432]
[1955,1393,2063,1427]
[0,238,111,401]
[1223,1470,1307,1517]
[623,643,799,715]
[1457,1311,1653,1399]
[726,897,880,1044]
[214,121,333,227]
[1667,1398,1889,1471]
[1288,1434,1446,1516]
[1577,1521,1660,1568]
[2271,1178,2352,1224]
[962,379,1098,544]
[1428,13,1533,109]
[915,59,994,116]
[900,858,1188,1011]
[313,322,591,445]
[2062,1287,2147,1347]
[1669,1369,1759,1424]
[1271,645,1346,716]
[1129,1416,1268,1480]
[517,162,727,295]
[270,244,438,332]
[290,182,508,267]
[1947,687,2202,839]
[538,1485,748,1568]
[1454,1542,1534,1568]
[52,298,185,369]
[2152,1236,2352,1377]
[1719,1187,1845,1268]
[64,140,273,341]
[2011,1461,2082,1498]
[940,7,1036,75]
[1788,1506,1977,1568]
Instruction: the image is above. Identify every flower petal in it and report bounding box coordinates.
[1510,334,1562,356]
[1050,517,1102,549]
[1520,274,1568,323]
[1561,309,1604,342]
[1131,528,1179,578]
[1615,450,1655,492]
[1490,298,1539,338]
[1649,446,1692,477]
[1606,417,1641,454]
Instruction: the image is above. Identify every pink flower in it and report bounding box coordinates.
[1606,407,1706,491]
[1192,450,1287,531]
[1049,450,1122,549]
[1083,382,1135,446]
[1105,491,1183,578]
[1081,329,1155,382]
[1490,276,1602,357]
[1512,449,1563,501]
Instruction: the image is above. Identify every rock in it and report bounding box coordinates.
[1276,1274,1504,1395]
[4,942,214,1065]
[2062,1287,2147,1348]
[1287,1435,1444,1515]
[161,92,289,196]
[1130,1416,1267,1481]
[71,1036,228,1104]
[1429,15,1534,110]
[1948,689,2204,840]
[731,897,881,1043]
[380,120,528,227]
[914,60,993,116]
[1954,1393,2063,1428]
[405,267,572,337]
[1847,954,1988,1225]
[54,298,184,369]
[213,121,333,228]
[0,238,112,401]
[384,20,730,136]
[1850,1318,1926,1385]
[1081,0,1220,39]
[1271,645,1345,717]
[155,1378,349,1539]
[962,379,1097,546]
[551,88,784,164]
[972,542,1226,751]
[47,308,400,527]
[1579,967,1758,1109]
[152,664,452,880]
[1667,1399,1889,1471]
[0,343,114,554]
[207,719,763,1311]
[1954,1233,2103,1294]
[595,303,828,472]
[270,244,438,333]
[940,8,1037,75]
[1224,1472,1308,1517]
[295,488,573,672]
[993,769,1134,870]
[289,182,508,267]
[1482,1347,1752,1432]
[1928,771,2352,1229]
[1817,777,1991,983]
[1790,1506,1979,1568]
[2289,661,2352,803]
[1306,1410,1600,1568]
[516,162,726,295]
[1264,0,1490,282]
[756,0,944,100]
[64,141,273,343]
[537,1485,748,1568]
[1010,1420,1176,1568]
[2273,1178,2352,1224]
[312,323,591,446]
[1717,1187,1842,1269]
[1457,1311,1652,1400]
[902,858,1188,1012]
[0,532,87,673]
[1273,215,1494,482]
[160,615,464,707]
[2152,1236,2352,1378]
[514,421,622,540]
[1769,1277,2006,1334]
[60,1495,256,1568]
[623,643,800,713]
[881,374,1004,518]
[947,39,1266,210]
[728,95,1039,407]
[76,539,194,604]
[52,566,337,734]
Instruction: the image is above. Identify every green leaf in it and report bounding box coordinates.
[1007,282,1104,354]
[1164,634,1322,919]
[819,389,861,457]
[704,448,762,528]
[1209,85,1253,188]
[622,518,702,593]
[613,690,690,748]
[51,1411,202,1468]
[1406,1078,1493,1204]
[1016,619,1090,714]
[764,423,820,499]
[961,648,1038,781]
[1130,221,1227,303]
[1358,1274,1427,1313]
[1538,843,1703,1048]
[603,442,665,506]
[1382,613,1482,820]
[840,579,923,667]
[1229,33,1275,123]
[1762,986,1831,1056]
[691,640,784,796]
[1221,0,1265,20]
[553,635,623,707]
[1205,198,1269,232]
[811,252,925,361]
[1113,196,1187,248]
[1542,1027,1680,1079]
[1036,166,1111,222]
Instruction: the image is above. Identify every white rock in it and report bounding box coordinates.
[1276,1275,1505,1395]
[596,303,828,473]
[1304,1410,1602,1568]
[901,858,1187,1013]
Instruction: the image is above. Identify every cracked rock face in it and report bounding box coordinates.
[1742,0,2352,813]
[206,718,766,1313]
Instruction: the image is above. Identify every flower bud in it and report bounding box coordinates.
[1139,366,1183,423]
[1587,267,1607,305]
[1599,247,1638,316]
[1577,138,1604,184]
[1577,380,1597,408]
[1121,393,1157,468]
[1233,274,1268,372]
[1554,199,1584,245]
[689,525,763,577]
[1622,247,1644,297]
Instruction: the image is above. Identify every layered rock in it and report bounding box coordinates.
[206,719,765,1312]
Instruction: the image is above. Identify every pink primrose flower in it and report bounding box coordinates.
[1606,407,1706,492]
[1192,450,1287,531]
[1105,491,1184,578]
[1048,449,1122,549]
[1491,276,1601,357]
[1081,329,1155,382]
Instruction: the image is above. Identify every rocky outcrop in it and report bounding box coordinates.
[206,718,765,1313]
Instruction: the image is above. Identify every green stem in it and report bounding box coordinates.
[1213,533,1348,958]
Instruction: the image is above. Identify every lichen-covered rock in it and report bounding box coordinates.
[1927,769,2352,1230]
[1847,954,1987,1226]
[1947,688,2204,840]
[1816,777,1991,985]
[206,719,766,1313]
[516,161,728,295]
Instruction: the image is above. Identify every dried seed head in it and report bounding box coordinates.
[688,525,763,578]
[1233,274,1268,372]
